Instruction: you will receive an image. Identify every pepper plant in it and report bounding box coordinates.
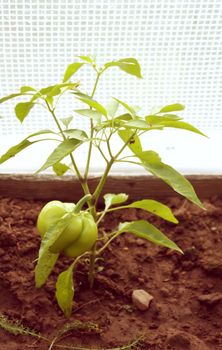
[0,56,206,317]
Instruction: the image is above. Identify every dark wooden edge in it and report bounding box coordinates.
[0,174,222,202]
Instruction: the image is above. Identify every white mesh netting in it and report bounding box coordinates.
[0,0,221,174]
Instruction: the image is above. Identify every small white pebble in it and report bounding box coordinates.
[132,289,154,311]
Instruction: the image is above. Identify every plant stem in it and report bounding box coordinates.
[48,336,57,350]
[82,71,104,287]
[114,131,137,159]
[45,100,94,212]
[88,131,139,285]
[91,72,101,98]
[45,100,84,184]
[98,205,129,215]
[74,194,92,213]
[84,72,101,181]
[88,243,97,288]
[96,209,107,225]
[92,131,137,206]
[117,159,142,166]
[105,131,113,159]
[92,160,114,206]
[97,231,121,255]
[97,145,108,163]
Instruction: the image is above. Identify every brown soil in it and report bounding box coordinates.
[0,196,222,350]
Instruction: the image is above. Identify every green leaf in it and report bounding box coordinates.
[104,193,129,210]
[31,83,79,102]
[35,213,73,287]
[73,91,93,100]
[74,109,102,122]
[39,86,55,95]
[53,162,69,176]
[104,58,142,78]
[137,150,160,162]
[46,86,62,99]
[0,130,57,165]
[0,139,37,164]
[63,62,85,82]
[35,251,59,289]
[97,114,132,129]
[154,120,207,137]
[31,87,54,101]
[128,199,178,223]
[156,103,185,113]
[15,102,34,122]
[47,83,78,98]
[121,119,160,131]
[28,129,57,138]
[146,114,182,124]
[20,86,36,93]
[77,97,107,117]
[46,85,67,98]
[60,117,73,129]
[46,95,54,106]
[77,55,95,64]
[115,113,132,122]
[106,99,119,118]
[0,93,25,104]
[118,129,142,154]
[56,264,75,317]
[137,150,204,209]
[36,138,82,173]
[119,220,183,253]
[113,97,136,117]
[63,129,88,141]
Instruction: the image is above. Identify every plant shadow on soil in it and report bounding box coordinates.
[0,196,222,350]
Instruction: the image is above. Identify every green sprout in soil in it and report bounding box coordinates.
[0,314,144,350]
[0,55,206,317]
[0,314,41,338]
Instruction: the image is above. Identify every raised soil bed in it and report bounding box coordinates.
[0,176,222,349]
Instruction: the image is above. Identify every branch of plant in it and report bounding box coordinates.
[96,200,124,225]
[97,145,109,163]
[105,131,114,159]
[117,155,137,161]
[96,209,107,225]
[83,72,101,181]
[44,100,88,188]
[92,136,107,143]
[71,251,90,271]
[45,102,65,137]
[53,87,73,109]
[46,99,95,213]
[84,119,94,181]
[114,131,137,160]
[92,131,137,207]
[92,160,114,207]
[74,194,92,213]
[83,129,138,285]
[88,243,97,288]
[96,230,121,255]
[77,64,104,283]
[117,159,142,166]
[90,71,101,99]
[98,128,107,145]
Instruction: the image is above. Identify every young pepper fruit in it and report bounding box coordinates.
[37,200,98,258]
